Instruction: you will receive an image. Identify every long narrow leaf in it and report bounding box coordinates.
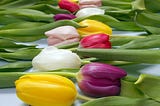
[77,49,160,64]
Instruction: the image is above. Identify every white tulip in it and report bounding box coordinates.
[75,8,105,17]
[32,46,81,72]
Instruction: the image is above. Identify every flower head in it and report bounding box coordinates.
[79,33,111,49]
[78,19,112,37]
[79,0,102,8]
[75,8,105,17]
[45,26,80,46]
[15,74,77,106]
[32,46,81,72]
[77,62,127,97]
[58,0,80,13]
[53,14,76,21]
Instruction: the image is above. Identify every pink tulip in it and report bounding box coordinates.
[45,26,80,46]
[79,33,111,49]
[79,0,102,8]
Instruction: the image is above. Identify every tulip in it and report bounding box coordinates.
[77,62,127,97]
[45,26,80,46]
[79,0,102,8]
[79,33,111,49]
[58,0,80,13]
[32,46,81,72]
[15,74,77,106]
[77,19,112,37]
[75,8,105,18]
[53,14,76,21]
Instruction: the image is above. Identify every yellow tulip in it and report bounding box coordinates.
[15,74,77,106]
[77,19,112,37]
[69,0,79,3]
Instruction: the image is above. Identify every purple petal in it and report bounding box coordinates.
[53,14,76,21]
[81,62,127,81]
[82,76,121,86]
[79,80,120,97]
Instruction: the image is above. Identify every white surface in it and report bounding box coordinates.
[0,88,25,106]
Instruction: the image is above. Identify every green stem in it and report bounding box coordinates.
[68,48,77,52]
[77,93,95,101]
[81,57,99,65]
[29,72,77,78]
[77,48,160,64]
[81,60,91,65]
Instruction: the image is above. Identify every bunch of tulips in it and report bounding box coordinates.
[0,0,160,106]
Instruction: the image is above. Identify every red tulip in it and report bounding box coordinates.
[79,33,111,49]
[58,0,80,13]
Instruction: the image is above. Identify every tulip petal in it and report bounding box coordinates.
[32,46,81,71]
[45,26,80,46]
[80,33,111,49]
[58,0,80,13]
[81,63,127,80]
[16,74,77,106]
[79,0,102,8]
[76,8,105,17]
[79,80,120,97]
[53,14,76,21]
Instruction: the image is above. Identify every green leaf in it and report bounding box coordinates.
[77,49,160,64]
[0,9,54,22]
[74,14,119,23]
[144,0,160,12]
[132,0,145,10]
[120,76,145,98]
[135,74,160,102]
[0,72,25,88]
[0,20,82,41]
[109,22,143,31]
[0,21,47,30]
[110,35,145,46]
[0,61,32,72]
[81,96,142,106]
[119,35,160,49]
[102,0,132,9]
[0,15,25,25]
[135,11,160,27]
[28,4,70,14]
[0,48,41,61]
[0,0,55,9]
[0,38,36,48]
[142,26,160,34]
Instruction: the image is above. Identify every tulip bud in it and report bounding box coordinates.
[15,74,77,106]
[75,8,105,18]
[77,62,127,97]
[45,26,80,46]
[77,19,112,37]
[79,0,102,8]
[32,46,81,72]
[79,33,111,49]
[53,14,76,21]
[58,0,80,13]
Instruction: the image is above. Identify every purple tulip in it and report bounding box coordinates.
[53,14,76,21]
[77,62,127,97]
